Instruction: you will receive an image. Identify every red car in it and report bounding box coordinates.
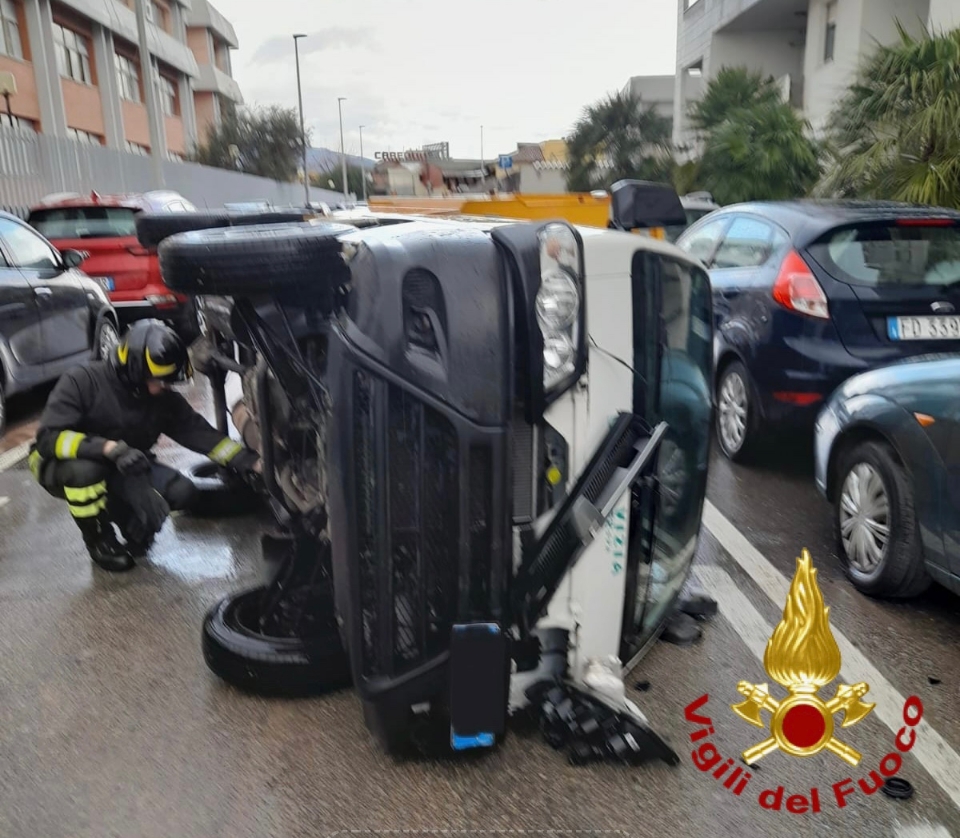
[27,190,203,342]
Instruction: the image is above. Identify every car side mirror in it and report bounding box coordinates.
[610,179,687,232]
[61,249,87,269]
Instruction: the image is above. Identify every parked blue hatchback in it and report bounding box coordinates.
[675,200,960,461]
[815,354,960,599]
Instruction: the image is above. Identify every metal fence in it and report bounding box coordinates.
[0,127,344,218]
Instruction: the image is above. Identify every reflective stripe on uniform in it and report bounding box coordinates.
[208,438,243,465]
[55,431,86,459]
[64,482,107,503]
[28,449,42,482]
[67,496,107,519]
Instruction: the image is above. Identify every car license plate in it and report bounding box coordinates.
[888,315,960,340]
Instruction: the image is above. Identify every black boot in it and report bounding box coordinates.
[109,498,156,559]
[76,513,136,572]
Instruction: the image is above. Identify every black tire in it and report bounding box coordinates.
[715,361,759,462]
[202,582,352,697]
[136,211,231,249]
[158,222,356,297]
[136,210,318,249]
[833,440,931,598]
[94,317,120,361]
[185,460,262,518]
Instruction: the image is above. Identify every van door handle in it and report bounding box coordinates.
[34,287,53,296]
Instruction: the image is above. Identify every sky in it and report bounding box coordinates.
[213,0,679,161]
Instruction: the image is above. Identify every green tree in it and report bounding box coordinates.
[311,164,367,198]
[687,66,822,204]
[819,23,960,205]
[565,91,673,192]
[193,103,307,183]
[688,66,783,135]
[697,101,822,204]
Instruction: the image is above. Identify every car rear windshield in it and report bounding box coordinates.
[807,221,960,287]
[29,206,138,239]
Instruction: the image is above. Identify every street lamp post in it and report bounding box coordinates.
[337,97,348,204]
[359,124,367,203]
[293,33,309,207]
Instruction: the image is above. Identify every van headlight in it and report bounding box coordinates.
[489,219,588,422]
[537,223,583,394]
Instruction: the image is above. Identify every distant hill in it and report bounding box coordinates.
[307,147,376,173]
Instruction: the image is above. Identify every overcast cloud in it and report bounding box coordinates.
[216,0,678,161]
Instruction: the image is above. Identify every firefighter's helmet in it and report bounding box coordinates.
[114,319,193,391]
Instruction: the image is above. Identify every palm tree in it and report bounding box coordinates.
[819,23,960,206]
[697,100,823,204]
[688,66,783,135]
[565,91,673,192]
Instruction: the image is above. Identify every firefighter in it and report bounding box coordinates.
[29,319,262,573]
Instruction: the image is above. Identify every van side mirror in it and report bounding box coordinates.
[610,179,687,232]
[61,249,88,269]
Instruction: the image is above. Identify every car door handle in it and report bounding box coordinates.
[34,287,53,296]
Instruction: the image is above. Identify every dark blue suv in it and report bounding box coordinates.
[675,200,960,461]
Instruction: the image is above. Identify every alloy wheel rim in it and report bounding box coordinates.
[100,323,119,358]
[839,462,890,574]
[718,372,748,453]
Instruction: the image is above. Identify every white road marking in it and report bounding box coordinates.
[893,821,954,838]
[702,500,960,813]
[0,442,30,473]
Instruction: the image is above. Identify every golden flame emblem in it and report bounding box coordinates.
[730,549,875,766]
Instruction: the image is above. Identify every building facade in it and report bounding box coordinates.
[0,0,241,158]
[620,74,682,135]
[672,0,960,149]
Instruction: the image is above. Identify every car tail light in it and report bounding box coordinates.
[772,250,829,320]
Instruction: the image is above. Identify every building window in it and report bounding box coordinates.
[824,1,837,63]
[0,0,22,59]
[53,23,93,84]
[159,75,177,116]
[0,113,34,133]
[68,127,102,145]
[115,53,141,102]
[144,1,165,30]
[125,140,148,155]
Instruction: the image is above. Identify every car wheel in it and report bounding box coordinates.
[202,580,352,697]
[95,319,120,361]
[716,361,756,462]
[834,440,931,598]
[184,460,262,518]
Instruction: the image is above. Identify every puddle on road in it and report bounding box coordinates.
[145,538,243,583]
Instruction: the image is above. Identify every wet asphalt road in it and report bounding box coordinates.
[1,380,959,838]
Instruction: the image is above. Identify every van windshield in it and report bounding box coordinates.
[29,206,138,239]
[807,222,960,287]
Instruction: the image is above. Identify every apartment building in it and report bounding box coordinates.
[673,0,960,149]
[0,0,241,158]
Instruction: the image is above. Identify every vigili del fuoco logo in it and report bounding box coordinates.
[683,549,925,813]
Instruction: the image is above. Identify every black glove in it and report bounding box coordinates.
[106,441,151,476]
[228,448,260,476]
[124,475,170,534]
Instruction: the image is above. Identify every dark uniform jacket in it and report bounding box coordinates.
[35,361,244,467]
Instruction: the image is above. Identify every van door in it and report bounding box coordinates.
[620,250,713,663]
